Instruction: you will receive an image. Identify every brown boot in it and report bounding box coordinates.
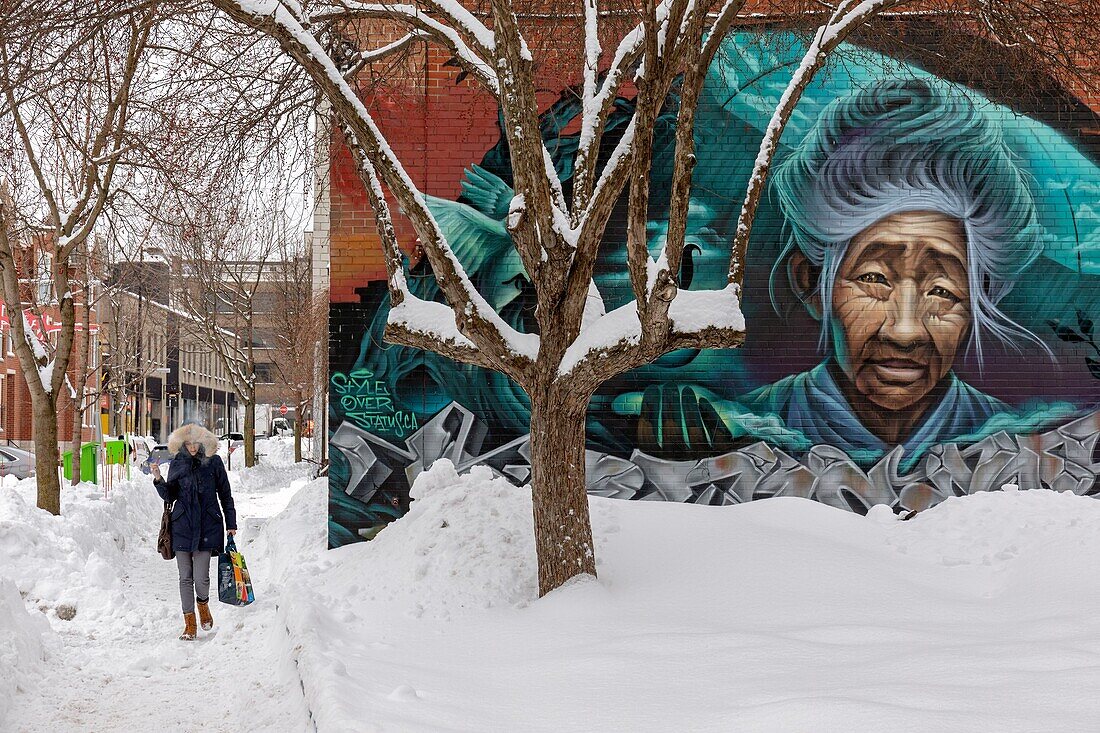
[179,612,197,640]
[197,599,213,631]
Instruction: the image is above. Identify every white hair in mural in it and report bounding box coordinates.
[771,79,1050,363]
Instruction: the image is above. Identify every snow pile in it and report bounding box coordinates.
[0,441,308,635]
[888,487,1100,603]
[246,475,328,585]
[267,468,1100,732]
[0,478,162,621]
[257,436,300,466]
[1,443,316,732]
[0,576,48,726]
[327,460,537,619]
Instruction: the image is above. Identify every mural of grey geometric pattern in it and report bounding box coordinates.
[332,403,1100,518]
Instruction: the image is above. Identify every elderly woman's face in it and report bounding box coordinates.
[831,211,971,412]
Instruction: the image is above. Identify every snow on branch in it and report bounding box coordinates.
[222,0,539,369]
[309,2,498,92]
[571,13,646,216]
[339,32,423,79]
[667,284,744,335]
[556,283,745,382]
[21,312,53,394]
[557,301,640,377]
[387,297,476,349]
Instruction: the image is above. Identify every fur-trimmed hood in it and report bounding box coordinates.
[167,423,219,457]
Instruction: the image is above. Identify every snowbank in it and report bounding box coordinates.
[323,461,537,619]
[0,439,314,651]
[247,475,329,585]
[256,436,302,466]
[0,577,48,726]
[0,479,163,621]
[268,463,1100,732]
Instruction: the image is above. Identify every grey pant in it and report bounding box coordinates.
[176,550,212,613]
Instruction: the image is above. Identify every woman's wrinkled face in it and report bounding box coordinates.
[831,211,972,411]
[184,441,200,456]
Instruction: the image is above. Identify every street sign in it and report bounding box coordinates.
[279,404,288,416]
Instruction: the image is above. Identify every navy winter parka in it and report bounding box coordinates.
[155,450,237,554]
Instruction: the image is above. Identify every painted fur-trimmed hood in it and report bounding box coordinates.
[167,423,219,457]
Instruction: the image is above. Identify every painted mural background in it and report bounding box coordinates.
[329,31,1100,546]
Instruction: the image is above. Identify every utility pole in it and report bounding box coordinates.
[136,247,144,438]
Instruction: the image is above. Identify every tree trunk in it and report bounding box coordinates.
[70,394,83,485]
[244,397,256,467]
[293,418,302,463]
[33,399,62,515]
[528,389,596,596]
[112,389,125,436]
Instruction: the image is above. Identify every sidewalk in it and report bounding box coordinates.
[2,449,316,733]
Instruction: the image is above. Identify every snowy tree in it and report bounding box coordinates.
[159,162,308,468]
[205,0,918,595]
[0,3,163,514]
[266,235,327,464]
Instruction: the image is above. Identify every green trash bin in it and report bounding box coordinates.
[61,444,99,483]
[104,440,127,465]
[81,443,98,484]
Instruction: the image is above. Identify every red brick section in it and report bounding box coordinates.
[330,42,504,301]
[329,13,594,302]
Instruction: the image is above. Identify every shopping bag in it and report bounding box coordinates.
[218,536,255,606]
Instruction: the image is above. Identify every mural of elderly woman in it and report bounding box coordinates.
[734,79,1054,462]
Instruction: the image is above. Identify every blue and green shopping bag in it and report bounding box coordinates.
[218,535,255,606]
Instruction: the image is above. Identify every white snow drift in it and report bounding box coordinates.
[0,438,316,732]
[272,462,1100,733]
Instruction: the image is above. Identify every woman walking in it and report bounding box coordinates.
[152,423,237,640]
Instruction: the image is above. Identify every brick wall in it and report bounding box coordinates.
[327,21,1100,545]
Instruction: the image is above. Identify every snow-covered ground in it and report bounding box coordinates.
[6,444,1100,732]
[272,463,1100,733]
[0,438,316,732]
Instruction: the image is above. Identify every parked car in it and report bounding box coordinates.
[220,432,245,452]
[139,444,173,475]
[0,446,36,480]
[271,417,292,437]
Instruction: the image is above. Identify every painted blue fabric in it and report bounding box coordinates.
[737,362,1007,465]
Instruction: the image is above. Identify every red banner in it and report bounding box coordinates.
[0,304,99,337]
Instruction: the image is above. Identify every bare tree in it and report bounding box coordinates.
[65,236,101,485]
[160,168,300,467]
[206,0,927,595]
[267,234,326,463]
[0,2,162,513]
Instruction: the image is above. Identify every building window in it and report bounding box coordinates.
[35,252,55,304]
[254,363,274,384]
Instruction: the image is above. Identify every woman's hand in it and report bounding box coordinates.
[227,529,236,536]
[150,463,162,481]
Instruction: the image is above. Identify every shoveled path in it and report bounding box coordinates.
[7,468,315,733]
